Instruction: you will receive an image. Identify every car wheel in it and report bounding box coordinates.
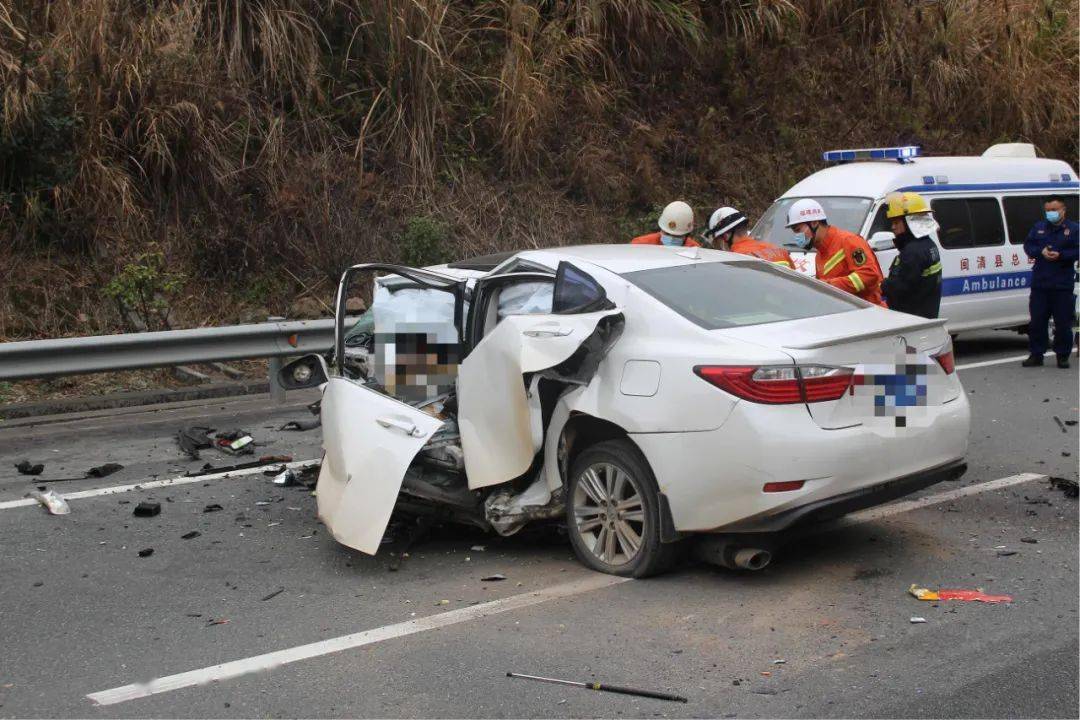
[565,439,678,578]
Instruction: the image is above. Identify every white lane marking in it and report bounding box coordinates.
[837,472,1046,527]
[87,573,628,706]
[956,349,1073,371]
[0,459,320,511]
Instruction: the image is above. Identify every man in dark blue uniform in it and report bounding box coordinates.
[1022,195,1078,369]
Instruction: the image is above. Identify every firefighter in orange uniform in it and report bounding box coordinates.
[704,206,793,268]
[631,200,702,247]
[785,198,884,305]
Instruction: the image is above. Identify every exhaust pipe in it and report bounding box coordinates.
[732,547,771,571]
[694,536,774,571]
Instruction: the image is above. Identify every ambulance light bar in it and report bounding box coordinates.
[822,146,921,164]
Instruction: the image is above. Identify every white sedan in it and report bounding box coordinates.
[280,244,971,577]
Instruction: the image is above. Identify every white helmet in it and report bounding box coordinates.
[785,198,827,227]
[658,201,695,236]
[705,206,747,239]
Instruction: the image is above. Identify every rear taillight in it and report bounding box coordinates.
[694,365,853,404]
[800,365,857,401]
[933,349,955,374]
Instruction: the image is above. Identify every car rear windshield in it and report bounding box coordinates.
[623,261,865,329]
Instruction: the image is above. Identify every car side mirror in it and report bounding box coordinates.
[279,353,330,390]
[868,231,896,252]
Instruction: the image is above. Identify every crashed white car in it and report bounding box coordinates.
[281,245,970,577]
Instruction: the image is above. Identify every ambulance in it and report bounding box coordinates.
[751,143,1079,333]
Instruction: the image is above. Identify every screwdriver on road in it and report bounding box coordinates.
[506,672,688,703]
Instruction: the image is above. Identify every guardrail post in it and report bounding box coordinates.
[268,315,286,403]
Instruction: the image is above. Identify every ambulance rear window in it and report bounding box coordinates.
[623,261,865,330]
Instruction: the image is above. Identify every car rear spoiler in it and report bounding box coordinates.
[782,318,947,350]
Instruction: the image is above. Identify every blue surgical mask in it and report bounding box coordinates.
[1046,210,1062,224]
[659,233,684,246]
[792,231,813,250]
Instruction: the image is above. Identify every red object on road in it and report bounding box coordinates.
[936,589,1013,604]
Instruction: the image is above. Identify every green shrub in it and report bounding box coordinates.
[102,250,184,330]
[400,215,449,266]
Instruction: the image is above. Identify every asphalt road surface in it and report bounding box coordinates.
[0,331,1076,719]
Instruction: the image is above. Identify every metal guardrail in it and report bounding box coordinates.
[0,318,340,386]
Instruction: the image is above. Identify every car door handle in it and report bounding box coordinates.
[376,417,424,437]
[523,327,573,338]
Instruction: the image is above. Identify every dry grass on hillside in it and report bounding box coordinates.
[1,0,1076,341]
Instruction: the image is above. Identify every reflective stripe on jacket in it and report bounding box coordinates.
[814,225,885,305]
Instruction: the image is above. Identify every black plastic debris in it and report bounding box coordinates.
[137,548,154,558]
[996,549,1018,557]
[1050,476,1079,498]
[181,530,201,540]
[1053,416,1067,433]
[15,460,44,476]
[1020,537,1038,544]
[178,426,215,459]
[1066,420,1078,427]
[133,501,161,517]
[215,429,254,455]
[280,419,320,432]
[186,455,293,477]
[86,463,123,478]
[203,503,224,513]
[481,574,507,582]
[260,588,285,601]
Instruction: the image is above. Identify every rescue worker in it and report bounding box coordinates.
[1021,195,1078,369]
[786,198,885,305]
[631,200,701,247]
[880,192,942,318]
[704,206,793,267]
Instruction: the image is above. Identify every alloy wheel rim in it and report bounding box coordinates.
[572,462,645,566]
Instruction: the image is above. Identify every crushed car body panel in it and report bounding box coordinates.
[317,377,444,554]
[457,309,622,490]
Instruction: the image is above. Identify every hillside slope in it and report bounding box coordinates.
[2,0,1077,340]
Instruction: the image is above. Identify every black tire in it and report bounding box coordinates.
[565,438,679,577]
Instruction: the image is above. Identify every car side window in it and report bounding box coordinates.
[930,198,1005,249]
[553,262,612,314]
[866,203,891,236]
[1003,195,1080,244]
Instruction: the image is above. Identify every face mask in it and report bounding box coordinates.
[1046,210,1062,224]
[792,230,813,249]
[906,213,939,239]
[659,233,684,246]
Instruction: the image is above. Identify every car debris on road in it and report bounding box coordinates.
[15,460,44,476]
[132,501,161,517]
[85,462,123,478]
[506,672,687,703]
[909,584,1013,603]
[28,488,70,515]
